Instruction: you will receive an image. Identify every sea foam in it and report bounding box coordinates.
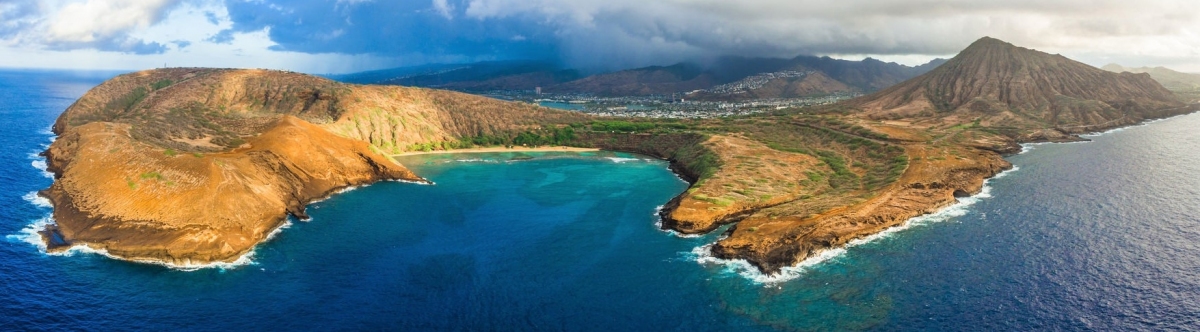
[605,157,642,163]
[11,218,293,271]
[22,191,52,209]
[8,193,293,271]
[691,166,1021,285]
[31,160,52,179]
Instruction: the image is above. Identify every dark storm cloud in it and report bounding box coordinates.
[2,0,1195,72]
[210,0,1197,70]
[215,0,557,62]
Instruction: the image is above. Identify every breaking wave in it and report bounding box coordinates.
[606,157,642,163]
[6,216,293,271]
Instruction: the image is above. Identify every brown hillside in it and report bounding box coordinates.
[41,68,587,266]
[852,37,1184,138]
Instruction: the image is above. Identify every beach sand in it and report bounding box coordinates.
[391,146,601,157]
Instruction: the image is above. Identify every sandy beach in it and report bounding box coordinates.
[391,146,601,157]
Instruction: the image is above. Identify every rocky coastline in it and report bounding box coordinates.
[33,38,1198,273]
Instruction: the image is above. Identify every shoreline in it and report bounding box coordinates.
[391,146,600,157]
[704,109,1200,283]
[27,106,1199,272]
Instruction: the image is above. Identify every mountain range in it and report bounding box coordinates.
[1102,64,1200,102]
[332,55,948,100]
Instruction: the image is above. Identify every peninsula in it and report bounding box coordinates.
[39,37,1195,273]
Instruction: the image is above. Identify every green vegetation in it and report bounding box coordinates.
[105,87,148,113]
[140,172,164,181]
[164,149,177,157]
[948,119,982,131]
[590,120,658,132]
[711,116,906,193]
[692,194,734,207]
[151,79,174,91]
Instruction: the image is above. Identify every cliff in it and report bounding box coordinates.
[41,68,585,266]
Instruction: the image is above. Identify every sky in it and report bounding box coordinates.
[0,0,1197,74]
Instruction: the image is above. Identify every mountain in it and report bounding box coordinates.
[685,70,855,101]
[326,63,463,85]
[1102,64,1200,102]
[546,63,717,96]
[711,37,1194,274]
[787,56,947,91]
[851,37,1185,140]
[330,60,581,91]
[551,56,946,97]
[334,56,946,99]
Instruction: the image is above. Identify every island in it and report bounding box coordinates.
[38,37,1196,273]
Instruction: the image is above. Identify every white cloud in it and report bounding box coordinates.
[433,0,454,19]
[0,1,411,73]
[44,0,181,43]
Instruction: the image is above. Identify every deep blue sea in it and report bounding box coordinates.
[3,70,1200,331]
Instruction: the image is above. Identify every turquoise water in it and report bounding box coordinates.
[4,70,1200,330]
[538,101,587,111]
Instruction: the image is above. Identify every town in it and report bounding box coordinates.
[481,90,860,118]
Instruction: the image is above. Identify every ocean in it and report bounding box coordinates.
[2,70,1199,330]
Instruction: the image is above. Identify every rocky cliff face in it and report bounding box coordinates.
[41,68,584,266]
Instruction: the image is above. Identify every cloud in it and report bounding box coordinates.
[0,1,40,40]
[204,11,220,25]
[0,0,1198,73]
[457,0,1200,66]
[432,0,454,19]
[207,29,236,44]
[44,0,180,43]
[0,0,183,54]
[216,0,556,60]
[196,0,1200,71]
